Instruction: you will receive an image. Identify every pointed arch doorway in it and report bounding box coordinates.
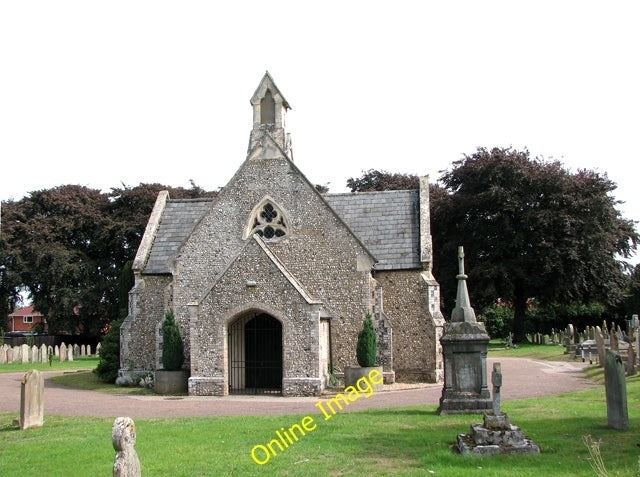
[228,313,283,395]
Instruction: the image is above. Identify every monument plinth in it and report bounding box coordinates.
[438,247,492,415]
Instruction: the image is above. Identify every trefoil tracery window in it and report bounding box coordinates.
[248,202,287,240]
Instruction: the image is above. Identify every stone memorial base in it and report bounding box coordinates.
[457,411,540,456]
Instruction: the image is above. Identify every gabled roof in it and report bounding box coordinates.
[9,305,43,317]
[250,71,290,109]
[141,190,421,275]
[143,198,213,274]
[325,190,421,270]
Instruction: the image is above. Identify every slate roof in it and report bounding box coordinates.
[325,190,421,270]
[143,199,214,274]
[142,191,421,274]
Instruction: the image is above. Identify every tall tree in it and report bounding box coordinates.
[1,182,216,337]
[3,186,115,335]
[433,147,638,341]
[0,200,23,329]
[622,264,640,318]
[346,169,419,192]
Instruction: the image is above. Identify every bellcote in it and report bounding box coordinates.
[248,72,292,158]
[251,71,290,129]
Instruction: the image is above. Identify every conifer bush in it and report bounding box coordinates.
[356,312,377,367]
[161,309,184,371]
[94,318,122,383]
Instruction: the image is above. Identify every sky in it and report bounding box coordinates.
[1,1,639,262]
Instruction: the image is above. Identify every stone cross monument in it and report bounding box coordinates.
[438,246,492,414]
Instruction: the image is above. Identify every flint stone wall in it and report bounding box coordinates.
[376,270,444,382]
[120,275,171,374]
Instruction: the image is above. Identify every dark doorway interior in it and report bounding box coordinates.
[228,313,282,395]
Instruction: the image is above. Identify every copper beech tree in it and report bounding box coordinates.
[432,147,638,342]
[0,182,215,337]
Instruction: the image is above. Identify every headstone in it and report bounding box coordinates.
[112,417,141,477]
[604,350,628,430]
[31,345,39,363]
[40,344,47,363]
[96,342,101,356]
[20,369,44,429]
[81,344,86,356]
[54,345,59,357]
[59,343,66,362]
[595,327,606,366]
[610,332,619,352]
[491,362,502,416]
[625,343,636,376]
[73,344,80,357]
[456,361,539,456]
[7,348,14,364]
[21,344,30,364]
[67,346,74,362]
[87,344,92,356]
[0,346,6,364]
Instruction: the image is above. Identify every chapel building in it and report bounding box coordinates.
[119,73,445,396]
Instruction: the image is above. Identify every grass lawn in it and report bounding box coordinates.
[488,340,576,362]
[0,365,638,476]
[0,356,99,374]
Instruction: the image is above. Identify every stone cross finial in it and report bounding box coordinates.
[492,362,502,415]
[457,246,466,277]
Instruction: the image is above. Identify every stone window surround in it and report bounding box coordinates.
[243,196,290,242]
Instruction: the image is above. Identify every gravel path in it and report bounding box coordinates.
[0,357,595,419]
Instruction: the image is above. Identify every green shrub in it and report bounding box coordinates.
[479,303,514,339]
[356,312,377,367]
[94,318,122,383]
[161,309,184,371]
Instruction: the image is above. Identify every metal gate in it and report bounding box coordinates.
[228,313,282,395]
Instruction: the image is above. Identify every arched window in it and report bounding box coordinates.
[260,89,276,125]
[246,200,287,240]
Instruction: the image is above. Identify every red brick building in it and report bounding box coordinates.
[8,305,47,333]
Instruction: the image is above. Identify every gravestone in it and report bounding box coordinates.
[112,417,141,477]
[594,327,606,366]
[59,344,66,362]
[610,332,619,352]
[31,345,38,363]
[67,346,74,362]
[96,342,101,356]
[491,362,501,416]
[87,344,92,356]
[40,344,47,363]
[54,345,59,357]
[456,362,540,456]
[7,347,14,363]
[81,344,86,356]
[20,344,29,364]
[73,344,80,357]
[604,350,628,430]
[438,247,491,414]
[20,369,44,429]
[625,344,636,376]
[0,346,5,364]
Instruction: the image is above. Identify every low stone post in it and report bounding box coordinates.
[604,350,628,430]
[20,369,44,429]
[112,417,141,477]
